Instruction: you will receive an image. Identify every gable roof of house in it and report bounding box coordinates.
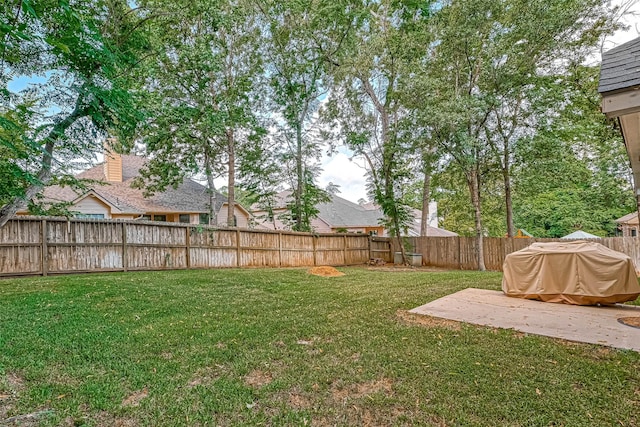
[599,37,640,94]
[42,155,227,214]
[252,190,457,236]
[615,211,639,225]
[317,194,383,228]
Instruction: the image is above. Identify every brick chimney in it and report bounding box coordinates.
[103,139,123,182]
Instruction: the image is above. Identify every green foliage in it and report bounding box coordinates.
[0,0,147,222]
[512,65,634,237]
[135,0,264,200]
[283,170,330,232]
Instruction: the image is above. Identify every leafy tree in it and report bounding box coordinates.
[257,0,352,232]
[0,0,147,227]
[323,0,435,261]
[512,65,634,237]
[135,0,265,226]
[412,0,621,268]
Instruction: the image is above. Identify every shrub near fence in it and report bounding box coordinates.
[0,217,393,277]
[395,236,640,271]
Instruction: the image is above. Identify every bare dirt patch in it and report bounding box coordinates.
[187,365,225,388]
[244,370,273,388]
[4,372,25,391]
[308,266,345,277]
[288,392,312,409]
[121,388,148,408]
[276,387,312,409]
[88,411,138,427]
[396,310,462,331]
[330,378,394,402]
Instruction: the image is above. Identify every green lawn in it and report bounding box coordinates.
[0,268,638,426]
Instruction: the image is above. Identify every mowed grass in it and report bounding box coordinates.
[0,268,639,426]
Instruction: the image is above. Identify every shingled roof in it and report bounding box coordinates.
[598,36,640,94]
[252,190,457,236]
[43,155,226,214]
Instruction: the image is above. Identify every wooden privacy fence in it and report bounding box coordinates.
[0,217,393,277]
[394,236,640,271]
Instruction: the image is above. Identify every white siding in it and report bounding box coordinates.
[217,204,250,228]
[72,195,111,218]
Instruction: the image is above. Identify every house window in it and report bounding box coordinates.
[141,215,151,221]
[153,214,167,222]
[632,228,637,237]
[75,213,105,219]
[179,214,191,223]
[369,230,378,236]
[233,215,238,227]
[199,213,210,225]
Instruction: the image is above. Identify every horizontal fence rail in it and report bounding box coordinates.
[0,217,393,277]
[392,236,640,271]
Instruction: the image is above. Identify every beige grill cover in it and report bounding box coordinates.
[502,241,640,305]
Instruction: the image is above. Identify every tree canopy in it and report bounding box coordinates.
[1,0,633,256]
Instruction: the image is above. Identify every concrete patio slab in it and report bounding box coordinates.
[409,288,640,352]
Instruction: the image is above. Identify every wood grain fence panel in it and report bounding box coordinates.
[315,236,346,266]
[343,235,369,265]
[0,246,41,275]
[7,217,640,276]
[279,234,315,267]
[48,245,123,272]
[240,230,279,250]
[315,249,345,266]
[0,219,41,275]
[189,248,237,268]
[127,246,187,270]
[241,249,282,267]
[0,219,40,244]
[189,228,236,248]
[370,238,392,262]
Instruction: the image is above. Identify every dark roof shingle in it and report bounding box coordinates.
[43,155,227,214]
[599,36,640,94]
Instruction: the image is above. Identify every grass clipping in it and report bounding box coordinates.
[308,266,345,277]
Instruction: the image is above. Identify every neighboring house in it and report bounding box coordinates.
[615,212,639,237]
[17,152,252,226]
[252,190,457,237]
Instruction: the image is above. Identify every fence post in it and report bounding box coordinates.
[368,235,372,261]
[278,232,282,267]
[41,219,48,276]
[122,221,128,272]
[313,234,317,266]
[343,235,348,265]
[236,229,241,267]
[185,226,191,269]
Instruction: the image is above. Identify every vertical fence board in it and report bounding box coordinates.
[9,217,640,276]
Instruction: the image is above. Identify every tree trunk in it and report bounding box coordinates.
[420,156,433,236]
[226,129,236,227]
[0,102,85,228]
[204,152,218,226]
[503,150,514,237]
[467,169,486,271]
[294,122,303,231]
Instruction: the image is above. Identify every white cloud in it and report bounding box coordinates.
[318,151,370,203]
